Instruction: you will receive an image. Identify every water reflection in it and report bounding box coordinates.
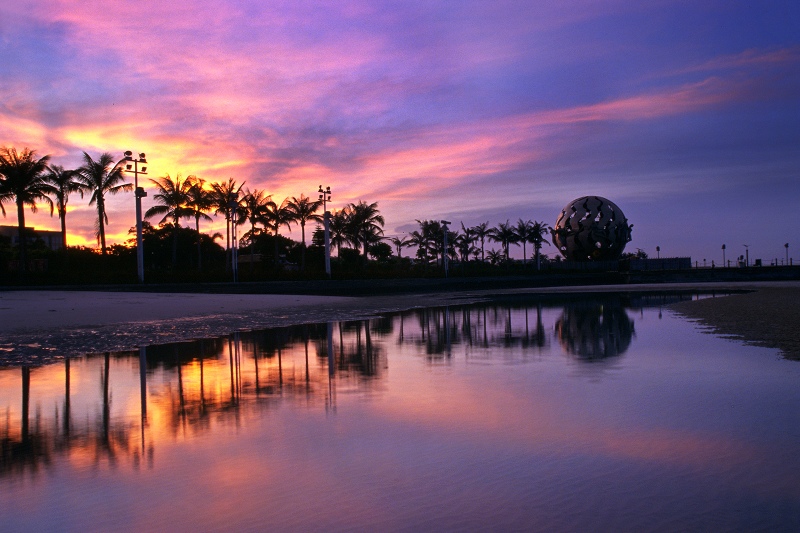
[555,298,635,360]
[0,292,700,480]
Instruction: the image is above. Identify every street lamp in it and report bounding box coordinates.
[656,246,660,259]
[318,185,332,278]
[722,244,726,268]
[441,220,451,278]
[785,243,790,266]
[743,244,749,267]
[228,193,240,282]
[119,151,148,283]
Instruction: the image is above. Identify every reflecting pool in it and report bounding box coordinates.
[2,293,800,531]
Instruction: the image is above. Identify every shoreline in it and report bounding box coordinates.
[2,280,798,365]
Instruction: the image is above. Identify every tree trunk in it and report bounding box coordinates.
[16,200,27,274]
[59,202,68,250]
[300,221,306,271]
[172,216,179,268]
[97,198,107,255]
[225,215,231,273]
[250,222,255,274]
[274,229,280,268]
[195,216,202,271]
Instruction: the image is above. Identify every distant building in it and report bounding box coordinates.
[0,225,63,251]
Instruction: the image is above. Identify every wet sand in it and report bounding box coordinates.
[2,281,798,364]
[669,285,800,360]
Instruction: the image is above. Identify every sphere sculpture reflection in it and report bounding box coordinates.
[552,196,632,261]
[554,301,634,360]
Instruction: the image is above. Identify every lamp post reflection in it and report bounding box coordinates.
[139,346,147,452]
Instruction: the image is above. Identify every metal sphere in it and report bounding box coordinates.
[552,196,632,261]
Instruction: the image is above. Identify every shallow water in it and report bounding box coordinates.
[2,293,799,531]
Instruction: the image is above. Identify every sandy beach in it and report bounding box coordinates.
[2,280,799,363]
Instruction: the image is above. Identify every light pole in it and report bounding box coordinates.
[229,193,240,282]
[441,220,451,278]
[656,246,660,259]
[722,244,726,268]
[785,243,789,266]
[318,185,332,278]
[743,244,749,267]
[121,151,148,283]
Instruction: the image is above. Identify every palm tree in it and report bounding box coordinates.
[0,147,54,272]
[486,248,504,265]
[515,219,534,266]
[75,152,132,255]
[408,229,429,263]
[415,219,443,265]
[239,188,273,271]
[210,178,244,271]
[529,220,552,270]
[265,198,294,267]
[44,165,83,250]
[490,220,518,263]
[388,235,411,258]
[328,208,350,256]
[144,173,193,267]
[285,194,322,271]
[185,176,214,270]
[347,201,384,259]
[456,223,477,263]
[471,221,491,263]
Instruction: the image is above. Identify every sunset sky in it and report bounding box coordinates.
[1,1,798,263]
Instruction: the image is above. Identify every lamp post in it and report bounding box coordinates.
[656,246,660,259]
[121,151,148,283]
[722,244,726,268]
[743,244,749,267]
[441,220,451,278]
[228,193,240,282]
[785,243,789,266]
[318,185,332,278]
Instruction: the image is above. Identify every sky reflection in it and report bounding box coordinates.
[2,293,800,531]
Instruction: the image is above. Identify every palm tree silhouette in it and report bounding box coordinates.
[144,174,193,268]
[75,152,132,256]
[285,194,322,271]
[388,235,411,258]
[211,178,245,271]
[415,219,443,265]
[0,147,54,273]
[348,201,384,260]
[185,176,214,270]
[471,221,491,263]
[486,248,503,265]
[408,229,429,264]
[43,165,82,250]
[456,223,476,263]
[328,209,349,257]
[514,219,534,266]
[529,220,551,270]
[490,220,518,263]
[239,188,273,271]
[265,198,294,267]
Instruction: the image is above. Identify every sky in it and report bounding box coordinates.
[1,0,799,263]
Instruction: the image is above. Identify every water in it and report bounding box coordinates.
[2,293,799,532]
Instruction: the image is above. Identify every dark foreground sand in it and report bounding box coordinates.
[2,281,798,364]
[669,286,800,360]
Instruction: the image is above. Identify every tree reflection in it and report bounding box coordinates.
[2,293,705,480]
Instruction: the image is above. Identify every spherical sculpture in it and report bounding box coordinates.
[552,196,632,261]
